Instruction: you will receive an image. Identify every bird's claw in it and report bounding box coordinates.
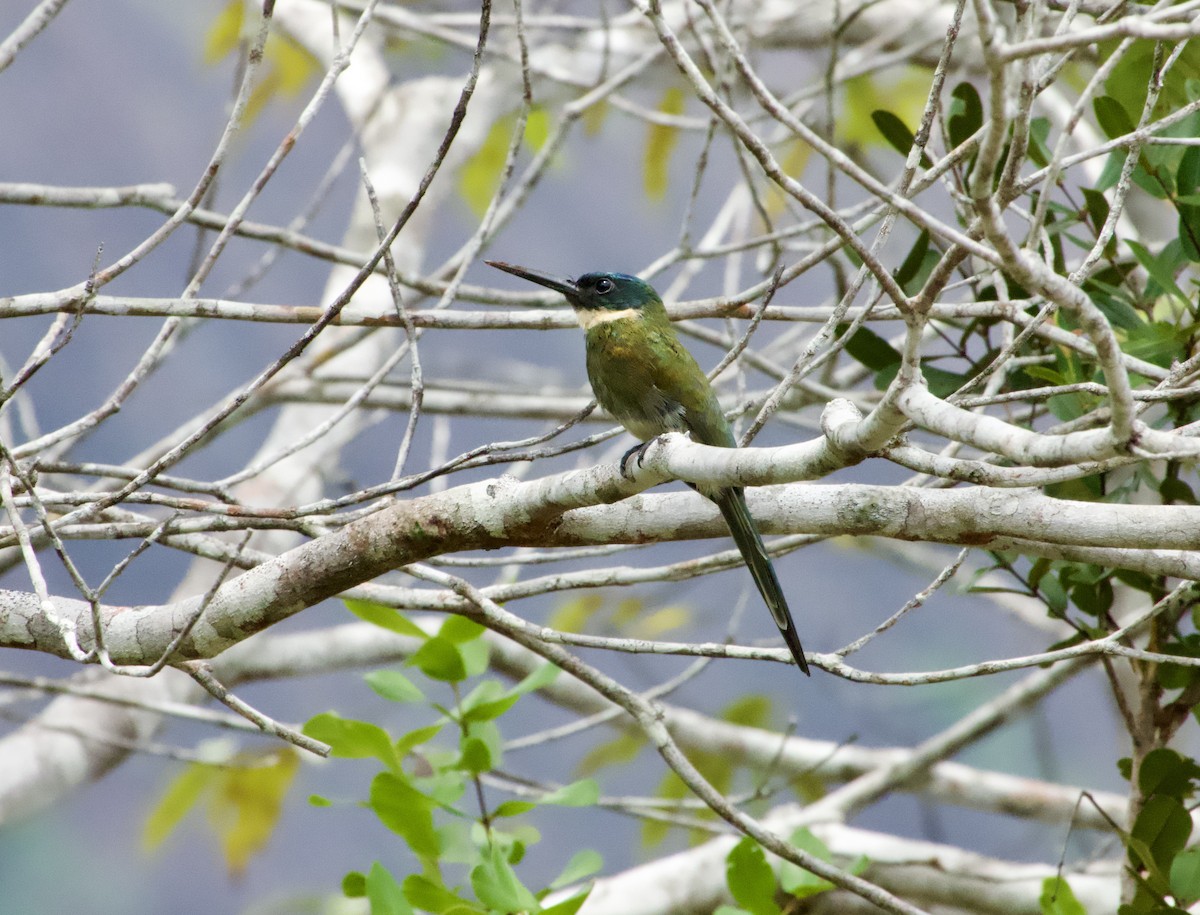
[619,438,658,479]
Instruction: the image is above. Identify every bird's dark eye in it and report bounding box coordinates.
[595,278,614,295]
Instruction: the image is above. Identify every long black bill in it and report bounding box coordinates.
[486,260,579,298]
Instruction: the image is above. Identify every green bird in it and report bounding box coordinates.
[487,261,810,676]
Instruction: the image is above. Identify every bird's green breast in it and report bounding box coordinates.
[583,315,733,447]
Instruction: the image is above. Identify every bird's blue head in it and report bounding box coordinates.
[487,261,662,314]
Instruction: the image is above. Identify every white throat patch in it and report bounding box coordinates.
[574,307,639,330]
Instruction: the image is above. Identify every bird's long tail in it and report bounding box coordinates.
[713,487,810,675]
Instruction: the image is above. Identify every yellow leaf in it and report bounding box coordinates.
[839,66,930,150]
[610,596,645,628]
[244,69,281,127]
[790,768,829,803]
[576,731,643,777]
[460,115,515,217]
[203,0,244,65]
[630,605,690,639]
[582,99,609,136]
[644,87,685,201]
[458,109,550,217]
[208,749,299,877]
[547,593,605,634]
[718,694,772,730]
[642,770,688,848]
[524,106,550,152]
[766,138,812,215]
[142,762,220,853]
[243,35,320,125]
[269,32,320,95]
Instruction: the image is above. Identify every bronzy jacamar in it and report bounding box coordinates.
[486,261,810,675]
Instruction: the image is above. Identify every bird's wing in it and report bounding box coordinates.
[643,324,735,448]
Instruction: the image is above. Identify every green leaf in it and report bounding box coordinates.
[541,779,600,807]
[463,719,503,773]
[1084,277,1142,331]
[1093,95,1134,141]
[142,762,219,852]
[1132,159,1173,199]
[472,844,541,912]
[894,230,937,295]
[371,772,441,858]
[1123,321,1188,368]
[871,110,932,167]
[1138,748,1200,801]
[395,723,445,758]
[645,87,685,200]
[440,614,486,644]
[421,769,468,809]
[840,324,901,371]
[345,599,429,640]
[460,680,522,724]
[1171,845,1200,905]
[511,662,560,696]
[460,635,491,677]
[410,636,468,682]
[1027,117,1052,168]
[1081,186,1111,234]
[779,828,838,899]
[1131,794,1192,877]
[459,678,504,709]
[343,871,367,898]
[947,82,983,149]
[542,887,594,915]
[460,696,519,724]
[1095,148,1127,192]
[1022,365,1066,386]
[304,712,400,771]
[365,669,425,703]
[922,365,969,399]
[1040,574,1069,616]
[1039,875,1087,915]
[1158,636,1200,690]
[1070,577,1113,618]
[726,838,781,915]
[1161,476,1198,505]
[403,874,479,914]
[550,849,604,890]
[492,800,538,818]
[366,862,414,915]
[1177,146,1200,261]
[459,736,493,775]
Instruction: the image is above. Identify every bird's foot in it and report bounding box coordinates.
[619,438,658,480]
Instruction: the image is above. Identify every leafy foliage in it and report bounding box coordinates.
[142,745,299,877]
[305,601,596,914]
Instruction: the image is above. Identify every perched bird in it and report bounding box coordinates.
[486,261,810,675]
